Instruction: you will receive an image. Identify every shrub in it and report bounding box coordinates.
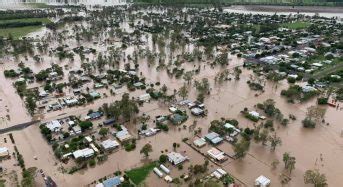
[317,97,328,105]
[159,154,168,163]
[89,159,96,167]
[302,118,316,128]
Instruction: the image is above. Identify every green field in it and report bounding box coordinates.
[280,21,311,29]
[0,18,51,24]
[26,3,52,8]
[312,59,343,79]
[0,18,51,39]
[125,162,157,185]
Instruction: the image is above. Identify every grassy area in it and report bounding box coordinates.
[312,59,343,79]
[0,26,44,39]
[125,162,157,185]
[0,179,5,187]
[26,3,52,8]
[280,21,311,29]
[0,18,52,24]
[0,18,51,39]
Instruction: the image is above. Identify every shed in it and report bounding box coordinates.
[139,94,151,102]
[193,138,206,148]
[255,175,271,187]
[0,147,9,157]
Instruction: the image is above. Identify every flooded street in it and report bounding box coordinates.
[5,64,343,186]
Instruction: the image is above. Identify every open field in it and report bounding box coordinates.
[25,3,52,9]
[125,162,157,185]
[0,18,51,38]
[0,26,44,39]
[280,21,311,29]
[0,18,51,24]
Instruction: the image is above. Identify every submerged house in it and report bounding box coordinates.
[116,126,132,142]
[169,113,188,125]
[207,148,227,162]
[73,148,94,159]
[205,132,223,145]
[101,139,120,151]
[167,152,188,165]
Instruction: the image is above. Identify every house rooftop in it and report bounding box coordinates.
[101,139,120,150]
[167,152,188,165]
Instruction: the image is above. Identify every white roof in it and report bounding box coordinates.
[46,120,62,132]
[212,171,222,179]
[255,175,271,186]
[101,139,120,150]
[167,152,188,165]
[68,121,75,126]
[249,111,260,117]
[191,107,204,114]
[207,148,225,161]
[224,123,240,132]
[139,93,150,101]
[116,129,132,142]
[216,168,227,175]
[85,136,93,142]
[312,63,323,67]
[73,148,94,159]
[0,147,9,157]
[164,175,173,182]
[193,138,206,147]
[65,98,78,105]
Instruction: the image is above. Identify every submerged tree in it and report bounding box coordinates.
[140,143,153,159]
[283,152,296,174]
[178,84,189,100]
[268,133,282,151]
[234,138,250,159]
[304,169,327,187]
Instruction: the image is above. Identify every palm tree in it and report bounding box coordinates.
[283,152,290,168]
[287,157,296,174]
[283,152,296,174]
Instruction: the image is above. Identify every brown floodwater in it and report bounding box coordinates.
[0,11,342,187]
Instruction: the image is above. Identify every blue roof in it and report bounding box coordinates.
[211,137,223,144]
[89,111,103,119]
[205,132,219,140]
[103,177,121,187]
